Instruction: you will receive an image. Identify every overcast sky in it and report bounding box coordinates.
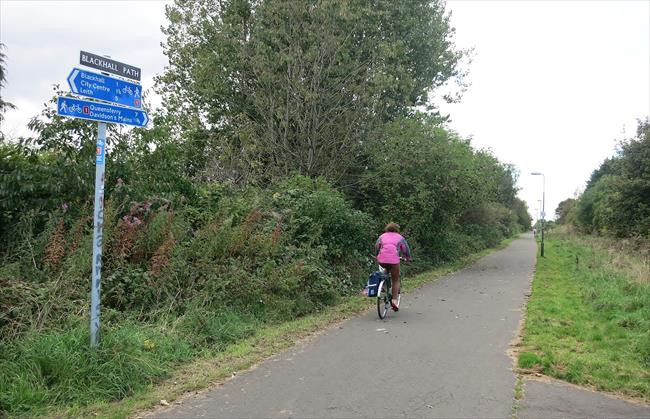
[1,0,649,222]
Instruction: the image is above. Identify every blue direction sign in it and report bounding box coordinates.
[67,68,142,109]
[57,96,148,127]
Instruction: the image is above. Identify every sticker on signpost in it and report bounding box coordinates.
[96,145,105,164]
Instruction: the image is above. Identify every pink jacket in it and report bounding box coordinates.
[375,232,411,264]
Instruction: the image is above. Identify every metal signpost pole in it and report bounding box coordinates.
[531,172,546,257]
[541,175,545,257]
[90,122,107,347]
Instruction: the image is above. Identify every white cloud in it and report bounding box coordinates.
[439,0,650,220]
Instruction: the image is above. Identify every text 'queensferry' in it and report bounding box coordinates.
[86,103,131,123]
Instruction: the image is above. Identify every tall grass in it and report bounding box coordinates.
[0,308,260,417]
[520,230,650,401]
[564,226,649,285]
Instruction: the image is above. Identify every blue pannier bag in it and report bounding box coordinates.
[365,271,382,297]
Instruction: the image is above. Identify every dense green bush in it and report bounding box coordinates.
[0,175,376,339]
[1,114,529,341]
[0,175,382,415]
[573,119,650,238]
[357,116,527,263]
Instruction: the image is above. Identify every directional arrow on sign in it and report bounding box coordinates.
[67,68,142,109]
[68,68,80,90]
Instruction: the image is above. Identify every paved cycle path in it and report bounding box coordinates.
[151,234,649,418]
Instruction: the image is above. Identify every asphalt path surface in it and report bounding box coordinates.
[152,234,649,418]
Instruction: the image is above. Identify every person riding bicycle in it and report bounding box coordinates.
[375,222,412,311]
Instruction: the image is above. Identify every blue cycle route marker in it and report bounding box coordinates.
[57,96,148,127]
[67,67,142,109]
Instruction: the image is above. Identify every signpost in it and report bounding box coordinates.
[67,68,142,109]
[56,52,148,347]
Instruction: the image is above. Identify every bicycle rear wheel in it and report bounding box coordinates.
[377,280,389,319]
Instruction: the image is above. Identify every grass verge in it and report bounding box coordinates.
[519,231,650,401]
[3,237,515,419]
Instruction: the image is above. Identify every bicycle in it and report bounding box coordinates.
[375,258,404,319]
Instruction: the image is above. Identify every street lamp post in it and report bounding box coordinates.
[531,172,545,257]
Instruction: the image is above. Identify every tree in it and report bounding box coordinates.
[157,0,466,184]
[603,119,650,236]
[355,115,524,260]
[512,198,532,230]
[575,118,650,237]
[0,43,16,134]
[555,198,576,225]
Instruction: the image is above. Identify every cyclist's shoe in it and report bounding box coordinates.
[391,299,399,311]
